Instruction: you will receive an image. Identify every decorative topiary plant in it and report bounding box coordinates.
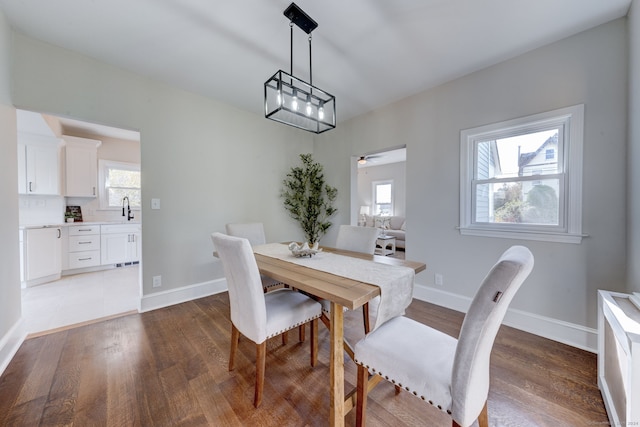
[281,153,337,245]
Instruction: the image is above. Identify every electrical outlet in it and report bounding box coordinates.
[435,273,443,286]
[152,275,162,288]
[151,198,161,210]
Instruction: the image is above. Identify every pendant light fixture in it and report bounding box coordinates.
[264,2,336,134]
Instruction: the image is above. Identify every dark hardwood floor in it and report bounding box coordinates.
[0,293,608,426]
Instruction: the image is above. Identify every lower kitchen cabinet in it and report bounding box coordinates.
[23,226,62,286]
[101,224,141,265]
[67,224,101,269]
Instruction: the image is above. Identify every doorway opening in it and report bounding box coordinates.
[16,109,142,335]
[352,146,407,257]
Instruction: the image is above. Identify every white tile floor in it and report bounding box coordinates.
[21,265,140,335]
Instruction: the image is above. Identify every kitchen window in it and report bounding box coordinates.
[459,104,584,243]
[99,160,141,210]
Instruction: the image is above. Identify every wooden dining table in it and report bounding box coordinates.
[253,245,426,427]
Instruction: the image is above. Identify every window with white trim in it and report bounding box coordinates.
[460,105,584,243]
[373,180,393,216]
[98,160,141,210]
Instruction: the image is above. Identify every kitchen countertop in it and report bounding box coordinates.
[20,221,141,230]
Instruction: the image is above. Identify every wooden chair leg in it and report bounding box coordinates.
[320,312,331,330]
[229,324,240,371]
[254,341,267,408]
[362,302,370,334]
[299,324,305,342]
[452,401,487,427]
[478,401,488,427]
[310,318,318,367]
[356,364,369,427]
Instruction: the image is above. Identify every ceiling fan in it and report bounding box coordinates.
[357,154,382,165]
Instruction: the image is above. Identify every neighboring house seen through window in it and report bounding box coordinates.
[99,160,141,210]
[460,105,584,243]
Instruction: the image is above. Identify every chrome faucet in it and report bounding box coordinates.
[122,196,134,221]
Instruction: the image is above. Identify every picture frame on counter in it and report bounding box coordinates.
[65,205,83,222]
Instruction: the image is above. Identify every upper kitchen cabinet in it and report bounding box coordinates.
[63,135,101,197]
[16,110,63,196]
[17,134,63,195]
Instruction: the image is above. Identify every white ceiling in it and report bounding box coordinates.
[0,0,632,124]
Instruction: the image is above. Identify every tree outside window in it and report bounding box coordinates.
[99,160,141,209]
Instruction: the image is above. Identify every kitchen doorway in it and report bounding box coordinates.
[17,109,142,335]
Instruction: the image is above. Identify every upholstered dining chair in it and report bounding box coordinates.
[353,245,534,427]
[225,222,283,292]
[211,232,322,408]
[324,224,380,333]
[335,224,379,254]
[225,222,306,343]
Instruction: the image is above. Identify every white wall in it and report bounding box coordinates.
[0,9,24,371]
[357,162,406,218]
[316,18,628,348]
[629,0,640,293]
[10,33,314,300]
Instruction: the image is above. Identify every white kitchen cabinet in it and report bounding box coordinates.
[18,134,63,195]
[23,226,62,286]
[101,224,141,265]
[64,136,101,197]
[66,224,101,269]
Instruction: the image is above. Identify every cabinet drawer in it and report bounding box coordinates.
[69,235,100,252]
[101,224,141,234]
[68,250,101,269]
[68,225,100,236]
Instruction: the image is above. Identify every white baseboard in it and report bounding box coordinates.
[140,277,227,313]
[0,318,27,377]
[413,283,597,353]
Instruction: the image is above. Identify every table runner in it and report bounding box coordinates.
[253,243,415,332]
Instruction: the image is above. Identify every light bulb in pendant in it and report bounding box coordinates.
[305,94,312,116]
[318,102,325,120]
[291,90,298,111]
[277,89,282,106]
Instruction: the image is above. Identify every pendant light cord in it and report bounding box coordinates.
[309,34,312,87]
[290,22,294,78]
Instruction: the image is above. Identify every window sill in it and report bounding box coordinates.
[458,227,586,244]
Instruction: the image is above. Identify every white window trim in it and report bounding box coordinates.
[98,159,141,211]
[459,104,584,244]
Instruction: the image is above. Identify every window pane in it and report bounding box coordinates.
[476,129,559,180]
[475,179,559,225]
[108,169,140,188]
[108,188,141,208]
[375,184,391,204]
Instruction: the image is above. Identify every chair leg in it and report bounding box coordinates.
[229,324,240,371]
[299,324,305,342]
[362,303,370,334]
[478,401,488,427]
[310,318,318,367]
[452,401,487,427]
[356,364,369,427]
[254,341,267,408]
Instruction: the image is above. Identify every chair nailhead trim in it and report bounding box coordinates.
[354,360,450,415]
[265,314,321,340]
